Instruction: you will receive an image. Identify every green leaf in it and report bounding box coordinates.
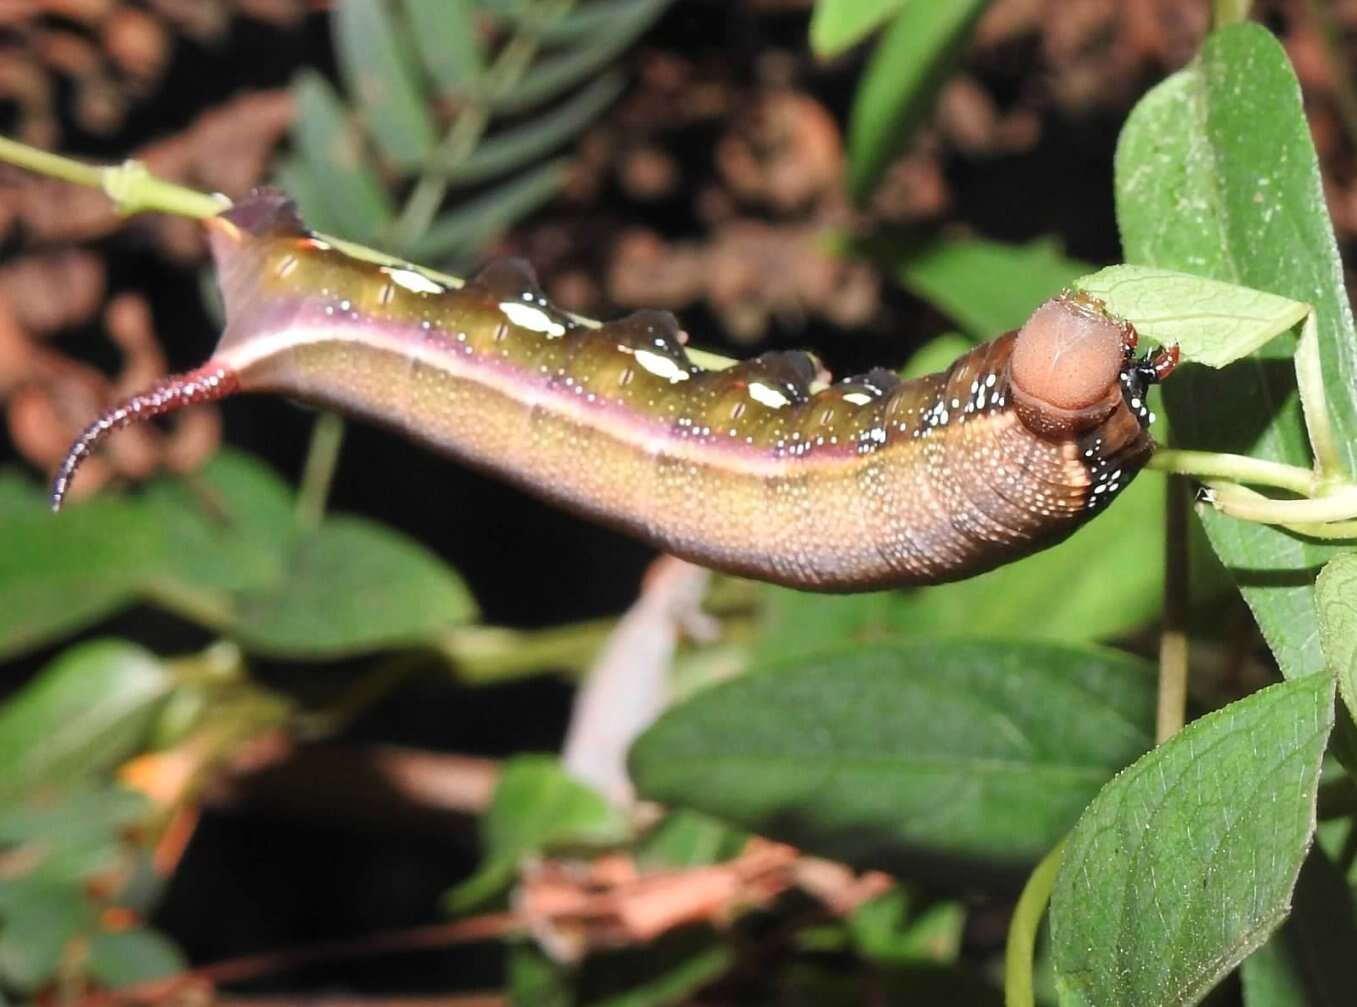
[289,69,394,242]
[231,516,475,659]
[0,787,147,845]
[334,0,436,169]
[449,72,624,187]
[0,641,172,803]
[1050,673,1335,1007]
[849,890,965,966]
[1317,553,1357,729]
[1115,23,1353,679]
[412,157,570,263]
[0,882,93,993]
[634,809,747,870]
[809,0,908,58]
[1074,265,1310,368]
[890,235,1090,339]
[846,0,992,202]
[493,0,672,116]
[758,472,1164,659]
[1118,23,1357,474]
[140,449,295,599]
[86,929,186,989]
[630,641,1155,874]
[1241,846,1357,1007]
[449,755,627,911]
[0,493,159,660]
[404,0,482,92]
[900,332,975,380]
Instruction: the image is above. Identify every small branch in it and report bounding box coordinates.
[78,914,521,1007]
[438,619,616,683]
[1004,837,1067,1007]
[1157,475,1190,743]
[388,0,577,248]
[295,411,347,531]
[1148,449,1319,496]
[1205,481,1357,524]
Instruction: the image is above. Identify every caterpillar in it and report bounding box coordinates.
[50,188,1177,592]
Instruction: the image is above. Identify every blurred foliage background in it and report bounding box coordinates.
[1,1,1356,1004]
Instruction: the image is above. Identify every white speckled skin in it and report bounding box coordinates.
[52,190,1160,590]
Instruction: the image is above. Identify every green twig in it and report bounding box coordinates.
[1005,837,1067,1007]
[438,619,615,683]
[295,411,347,531]
[388,0,576,249]
[1213,0,1252,28]
[1157,475,1190,743]
[1148,449,1319,496]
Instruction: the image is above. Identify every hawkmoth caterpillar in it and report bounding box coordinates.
[51,189,1177,591]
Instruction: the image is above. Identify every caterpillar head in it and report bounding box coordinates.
[1008,291,1176,445]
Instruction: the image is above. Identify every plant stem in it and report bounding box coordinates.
[295,411,347,531]
[388,0,575,249]
[1213,0,1252,28]
[1005,837,1067,1007]
[1148,449,1319,495]
[439,619,615,683]
[1157,475,1190,743]
[1206,481,1357,524]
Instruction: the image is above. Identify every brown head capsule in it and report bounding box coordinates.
[1009,291,1136,438]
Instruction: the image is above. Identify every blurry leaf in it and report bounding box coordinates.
[493,0,673,116]
[334,0,436,169]
[1115,23,1355,678]
[0,471,44,514]
[448,755,628,911]
[758,472,1164,660]
[1051,673,1335,1007]
[86,929,186,989]
[1317,554,1357,729]
[0,495,158,660]
[900,332,975,379]
[0,787,146,845]
[578,926,733,1007]
[289,69,394,242]
[232,516,476,659]
[449,72,624,187]
[140,449,294,599]
[1241,846,1357,1006]
[509,942,572,1007]
[890,236,1090,339]
[631,641,1155,875]
[412,157,571,263]
[522,0,670,45]
[810,0,908,58]
[1075,265,1310,367]
[0,882,92,993]
[846,0,992,202]
[404,0,482,92]
[0,641,172,803]
[849,890,964,966]
[635,809,747,870]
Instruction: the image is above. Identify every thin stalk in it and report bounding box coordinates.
[439,619,615,683]
[1213,0,1252,28]
[1005,837,1067,1007]
[295,411,347,531]
[1157,475,1190,743]
[1206,481,1357,524]
[388,0,575,248]
[1148,449,1319,496]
